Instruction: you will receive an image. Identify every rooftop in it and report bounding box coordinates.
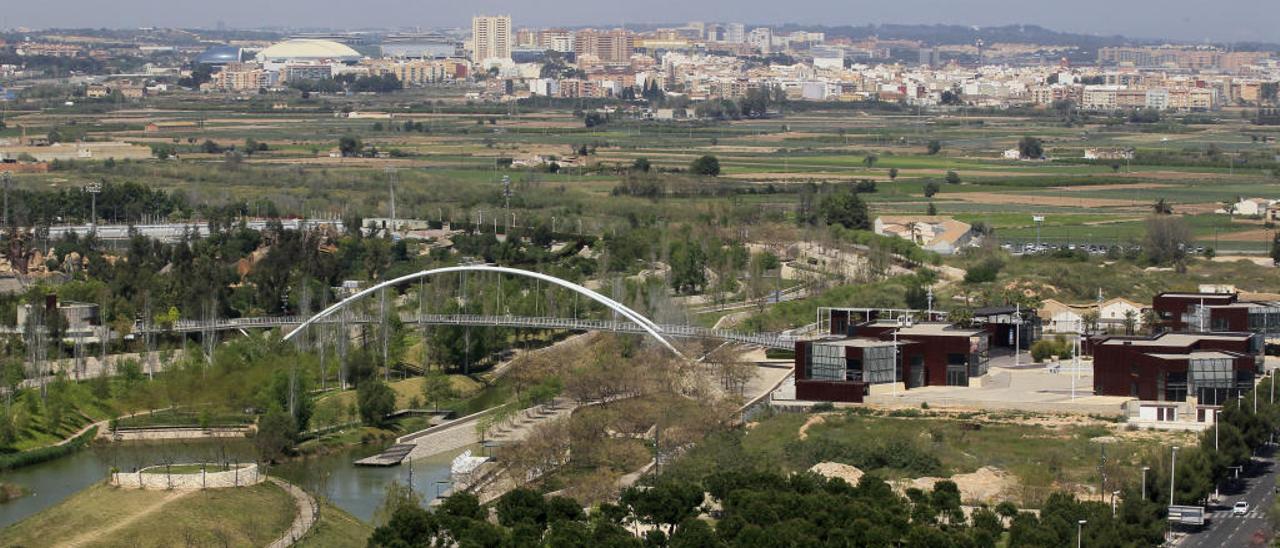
[813,337,901,348]
[867,320,985,337]
[1099,332,1254,347]
[1145,351,1241,361]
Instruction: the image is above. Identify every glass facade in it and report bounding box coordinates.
[1247,306,1280,336]
[1189,357,1233,405]
[806,343,846,382]
[804,343,896,384]
[861,346,896,384]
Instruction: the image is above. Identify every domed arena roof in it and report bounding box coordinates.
[195,45,242,65]
[256,39,362,62]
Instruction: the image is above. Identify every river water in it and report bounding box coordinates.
[0,439,467,528]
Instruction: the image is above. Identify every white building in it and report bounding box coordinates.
[748,28,772,54]
[471,15,512,63]
[725,23,746,44]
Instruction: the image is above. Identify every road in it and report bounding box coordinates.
[1180,446,1277,548]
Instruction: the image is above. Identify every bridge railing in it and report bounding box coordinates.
[133,312,796,349]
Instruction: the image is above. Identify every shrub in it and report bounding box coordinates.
[0,426,97,471]
[1030,340,1057,363]
[964,258,1003,283]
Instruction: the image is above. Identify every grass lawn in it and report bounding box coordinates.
[140,463,248,474]
[1,481,295,547]
[296,499,373,547]
[316,375,483,412]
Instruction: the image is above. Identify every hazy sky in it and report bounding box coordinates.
[3,0,1277,43]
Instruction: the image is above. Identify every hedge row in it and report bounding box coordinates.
[0,426,98,471]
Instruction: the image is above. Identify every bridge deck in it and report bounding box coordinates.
[126,313,796,349]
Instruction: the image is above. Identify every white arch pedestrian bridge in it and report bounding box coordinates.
[134,266,796,355]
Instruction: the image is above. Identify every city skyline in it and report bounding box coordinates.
[1,0,1278,43]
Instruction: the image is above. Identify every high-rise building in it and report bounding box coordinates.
[748,27,772,54]
[726,23,746,44]
[574,29,634,64]
[471,15,512,62]
[918,47,940,67]
[687,21,705,39]
[538,29,575,54]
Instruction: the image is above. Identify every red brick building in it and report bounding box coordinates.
[1092,331,1261,407]
[1151,291,1280,336]
[794,320,990,403]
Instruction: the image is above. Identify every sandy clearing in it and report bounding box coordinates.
[894,466,1018,505]
[810,462,865,486]
[61,490,193,548]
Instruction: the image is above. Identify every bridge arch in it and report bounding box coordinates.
[281,265,684,358]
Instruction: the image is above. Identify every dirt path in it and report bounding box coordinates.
[797,413,828,440]
[266,478,317,548]
[60,490,192,547]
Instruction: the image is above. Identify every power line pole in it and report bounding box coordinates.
[385,167,397,238]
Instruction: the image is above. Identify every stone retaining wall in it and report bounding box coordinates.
[111,463,263,490]
[111,427,252,441]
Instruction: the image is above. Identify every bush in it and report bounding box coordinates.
[963,258,1003,283]
[358,379,397,428]
[1030,340,1054,363]
[689,155,721,176]
[1030,338,1073,363]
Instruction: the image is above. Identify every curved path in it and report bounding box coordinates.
[266,478,318,548]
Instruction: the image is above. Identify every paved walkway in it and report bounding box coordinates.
[266,478,317,548]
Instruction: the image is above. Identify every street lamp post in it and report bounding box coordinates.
[84,181,101,231]
[1169,446,1180,507]
[1111,490,1121,517]
[1141,466,1150,500]
[893,316,913,397]
[1077,519,1087,548]
[1013,306,1023,368]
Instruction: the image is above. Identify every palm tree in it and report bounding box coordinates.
[1152,198,1173,215]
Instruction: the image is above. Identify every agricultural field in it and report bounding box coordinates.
[5,97,1278,257]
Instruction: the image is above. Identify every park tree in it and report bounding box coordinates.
[1271,232,1280,265]
[1017,136,1044,159]
[358,378,397,428]
[669,237,708,294]
[923,181,941,197]
[1143,215,1190,266]
[422,369,457,411]
[689,155,721,176]
[926,140,942,155]
[944,171,962,185]
[338,135,363,157]
[819,187,870,230]
[1152,197,1173,215]
[254,406,298,463]
[863,154,878,168]
[888,167,899,180]
[632,157,652,172]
